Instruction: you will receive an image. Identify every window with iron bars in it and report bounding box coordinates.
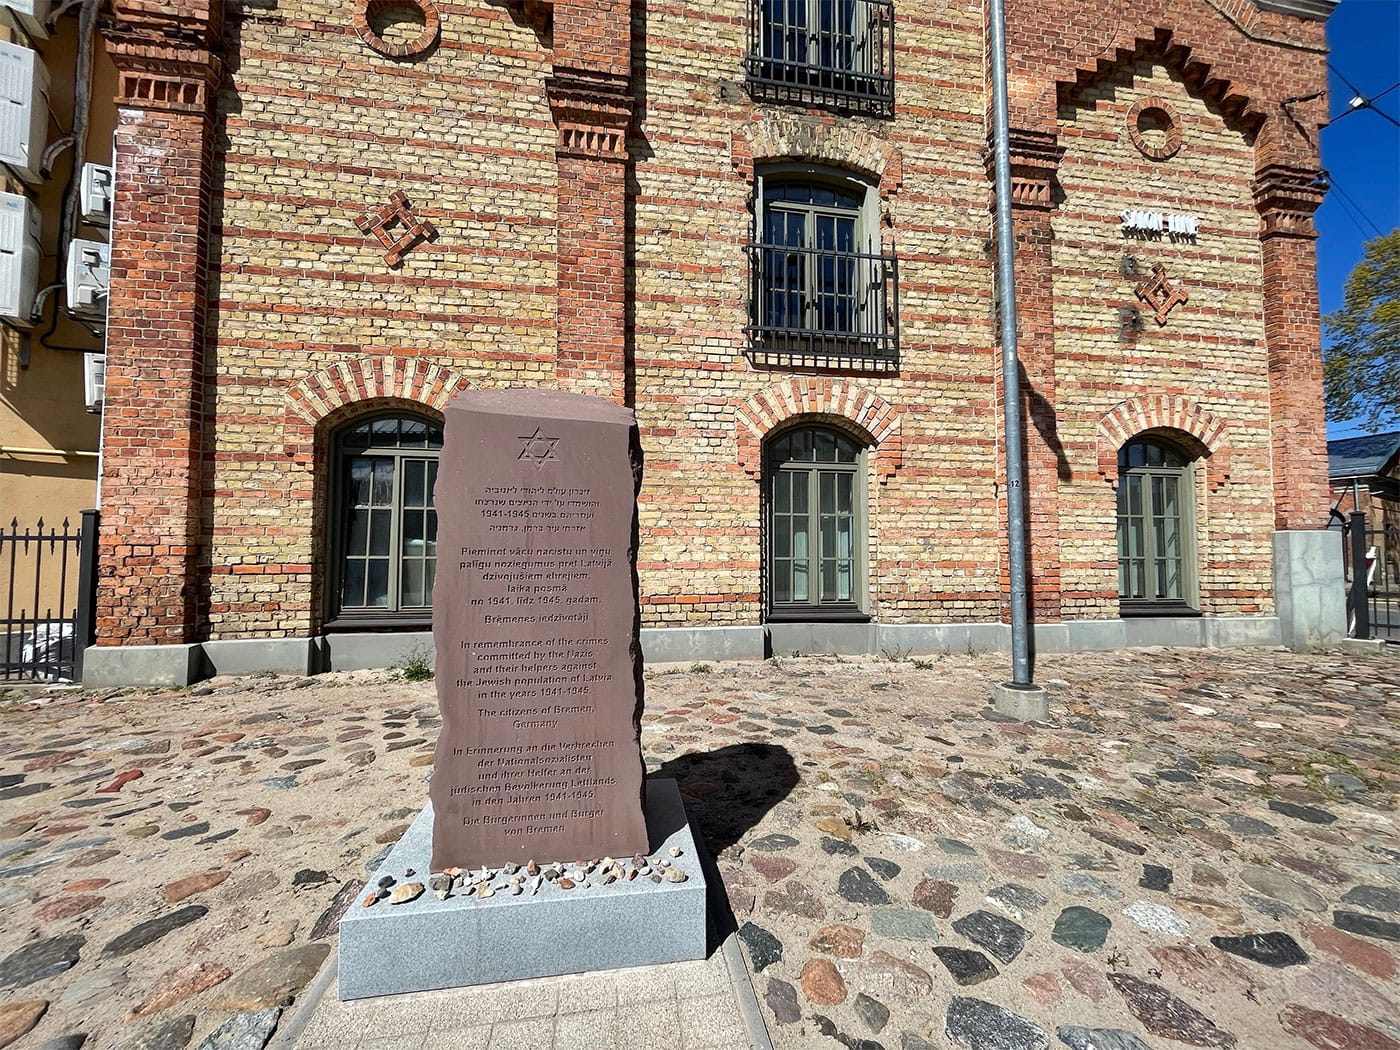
[745,0,895,117]
[745,168,899,369]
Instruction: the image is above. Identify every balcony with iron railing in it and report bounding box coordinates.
[744,0,895,117]
[744,242,899,370]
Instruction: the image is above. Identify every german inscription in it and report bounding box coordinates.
[430,389,647,869]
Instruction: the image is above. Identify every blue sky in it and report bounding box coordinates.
[1318,0,1400,438]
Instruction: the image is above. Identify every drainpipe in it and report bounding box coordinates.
[987,0,1047,720]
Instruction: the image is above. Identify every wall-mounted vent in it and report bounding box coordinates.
[66,238,109,322]
[0,42,49,182]
[0,190,40,321]
[80,163,113,225]
[0,1,52,39]
[83,352,104,411]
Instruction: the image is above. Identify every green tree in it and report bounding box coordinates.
[1323,229,1400,430]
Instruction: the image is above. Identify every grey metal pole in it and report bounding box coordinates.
[987,0,1046,717]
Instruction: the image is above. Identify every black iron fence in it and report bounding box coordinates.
[1,510,99,682]
[1344,509,1400,642]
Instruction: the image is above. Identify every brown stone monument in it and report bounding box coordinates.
[429,389,648,869]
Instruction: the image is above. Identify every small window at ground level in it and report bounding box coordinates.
[329,413,442,624]
[766,425,866,619]
[1116,437,1198,613]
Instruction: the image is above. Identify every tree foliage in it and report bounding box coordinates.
[1323,229,1400,430]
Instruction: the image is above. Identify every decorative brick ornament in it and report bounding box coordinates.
[1127,98,1182,160]
[355,191,438,267]
[353,0,440,59]
[1134,263,1188,325]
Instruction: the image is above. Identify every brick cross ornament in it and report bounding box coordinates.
[355,191,438,266]
[1135,263,1189,325]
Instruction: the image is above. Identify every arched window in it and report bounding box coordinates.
[766,425,866,619]
[1116,437,1197,612]
[328,413,442,623]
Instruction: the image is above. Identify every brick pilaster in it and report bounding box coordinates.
[1254,165,1329,532]
[991,130,1066,622]
[547,69,632,402]
[96,1,221,645]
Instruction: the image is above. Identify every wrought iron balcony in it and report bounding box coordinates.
[745,242,899,370]
[744,0,895,117]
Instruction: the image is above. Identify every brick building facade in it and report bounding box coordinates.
[85,0,1343,684]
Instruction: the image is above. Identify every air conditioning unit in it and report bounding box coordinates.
[0,1,52,39]
[0,42,49,182]
[83,352,104,411]
[0,190,40,321]
[80,163,113,225]
[66,238,109,322]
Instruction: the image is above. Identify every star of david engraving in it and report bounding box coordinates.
[518,427,561,469]
[355,190,438,267]
[1135,263,1189,325]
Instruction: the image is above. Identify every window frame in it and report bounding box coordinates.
[744,0,896,117]
[1116,437,1200,616]
[763,424,870,622]
[746,164,898,367]
[325,412,443,630]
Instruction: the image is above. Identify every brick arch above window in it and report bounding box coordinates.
[1096,395,1231,491]
[282,358,471,463]
[735,378,902,483]
[731,115,904,196]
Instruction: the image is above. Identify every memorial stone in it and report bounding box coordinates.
[429,389,648,870]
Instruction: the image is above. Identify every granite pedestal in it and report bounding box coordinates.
[338,778,707,1000]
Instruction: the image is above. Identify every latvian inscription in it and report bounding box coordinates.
[430,390,647,869]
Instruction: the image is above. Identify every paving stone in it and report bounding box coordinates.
[1051,907,1111,953]
[750,855,797,883]
[823,836,860,857]
[1210,931,1308,967]
[871,908,938,941]
[925,862,989,884]
[209,944,331,1009]
[854,993,891,1035]
[1060,957,1110,1003]
[0,934,85,989]
[1056,1027,1154,1050]
[1278,1004,1399,1050]
[809,923,866,959]
[1148,945,1251,995]
[912,879,957,917]
[1292,962,1396,1024]
[865,857,901,881]
[1267,800,1337,825]
[1342,885,1400,914]
[194,1007,282,1050]
[902,1033,938,1050]
[749,834,800,852]
[102,907,208,958]
[1221,814,1277,836]
[945,997,1049,1050]
[1334,910,1400,942]
[951,910,1030,964]
[30,1035,86,1050]
[115,1014,196,1050]
[985,883,1047,919]
[1303,922,1398,979]
[1123,900,1191,937]
[857,950,934,1002]
[164,871,231,904]
[1240,865,1327,913]
[1139,864,1173,892]
[161,822,211,841]
[765,880,826,920]
[737,922,782,972]
[1088,829,1147,855]
[0,1000,46,1049]
[800,958,847,1006]
[1277,855,1349,886]
[1020,972,1061,1006]
[129,961,233,1019]
[937,838,978,856]
[1062,872,1125,900]
[1109,973,1237,1048]
[930,947,998,986]
[764,978,800,1025]
[840,867,891,905]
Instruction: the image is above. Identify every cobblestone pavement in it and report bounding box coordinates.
[1,644,1397,1050]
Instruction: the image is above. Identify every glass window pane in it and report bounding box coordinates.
[401,419,428,448]
[837,560,852,601]
[774,472,791,514]
[773,561,791,604]
[792,560,808,603]
[402,560,424,608]
[426,509,437,557]
[372,460,394,505]
[348,508,369,555]
[423,560,436,603]
[404,510,424,545]
[344,424,371,450]
[837,473,853,514]
[815,431,837,462]
[370,509,392,557]
[837,513,852,558]
[820,471,835,513]
[342,560,366,608]
[349,460,371,506]
[821,559,837,601]
[366,559,390,607]
[370,418,399,446]
[404,460,426,508]
[792,520,808,560]
[775,519,791,558]
[793,471,810,513]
